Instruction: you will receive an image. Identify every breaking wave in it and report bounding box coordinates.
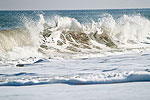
[0,14,150,61]
[0,71,150,86]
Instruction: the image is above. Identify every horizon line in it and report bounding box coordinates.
[0,7,150,11]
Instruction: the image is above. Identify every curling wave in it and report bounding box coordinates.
[0,14,150,61]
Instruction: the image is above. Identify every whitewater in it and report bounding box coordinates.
[0,9,150,100]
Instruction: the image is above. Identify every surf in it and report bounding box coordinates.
[0,13,150,61]
[1,71,150,86]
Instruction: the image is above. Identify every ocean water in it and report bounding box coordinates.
[0,8,150,87]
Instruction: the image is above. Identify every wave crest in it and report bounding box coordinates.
[0,14,150,60]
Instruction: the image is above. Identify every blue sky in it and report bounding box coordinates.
[0,0,149,10]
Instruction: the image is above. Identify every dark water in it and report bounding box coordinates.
[0,8,150,30]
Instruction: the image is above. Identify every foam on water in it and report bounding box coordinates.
[0,71,150,86]
[0,14,150,61]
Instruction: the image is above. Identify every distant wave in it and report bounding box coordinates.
[0,14,150,61]
[0,71,150,86]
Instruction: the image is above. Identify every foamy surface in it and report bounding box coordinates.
[0,52,150,86]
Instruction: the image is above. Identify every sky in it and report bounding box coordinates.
[0,0,150,10]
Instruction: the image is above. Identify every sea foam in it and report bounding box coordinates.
[0,71,150,86]
[0,14,150,61]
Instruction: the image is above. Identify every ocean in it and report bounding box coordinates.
[0,9,150,100]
